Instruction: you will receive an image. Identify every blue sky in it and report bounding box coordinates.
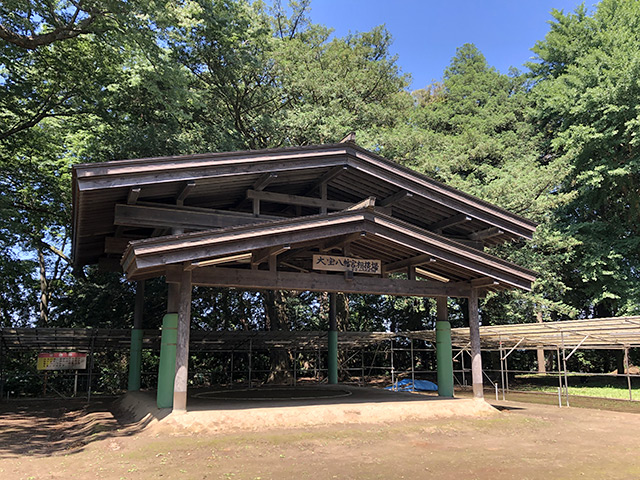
[307,0,592,90]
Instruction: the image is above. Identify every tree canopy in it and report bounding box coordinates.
[0,0,637,336]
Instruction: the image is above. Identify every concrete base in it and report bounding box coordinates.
[119,386,497,434]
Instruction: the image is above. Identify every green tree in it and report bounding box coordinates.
[530,0,640,316]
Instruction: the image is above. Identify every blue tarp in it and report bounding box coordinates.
[385,379,438,392]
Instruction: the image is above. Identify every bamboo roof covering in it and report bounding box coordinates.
[445,316,640,350]
[3,317,639,353]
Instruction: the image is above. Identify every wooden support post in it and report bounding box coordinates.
[173,267,192,412]
[128,280,145,391]
[556,346,563,408]
[157,280,179,408]
[499,339,506,401]
[436,297,454,397]
[625,346,632,401]
[468,288,484,399]
[561,332,569,407]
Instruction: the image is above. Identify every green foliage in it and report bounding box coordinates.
[0,0,637,347]
[530,0,640,316]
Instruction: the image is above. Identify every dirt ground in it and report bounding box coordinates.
[1,391,640,480]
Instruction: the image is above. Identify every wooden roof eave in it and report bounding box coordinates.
[121,209,536,291]
[72,143,536,246]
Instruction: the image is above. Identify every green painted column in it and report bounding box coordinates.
[128,329,143,391]
[328,292,338,384]
[157,313,178,408]
[436,297,454,397]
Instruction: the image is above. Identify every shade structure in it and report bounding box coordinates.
[70,140,538,409]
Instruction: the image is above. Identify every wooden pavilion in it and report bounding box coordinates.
[71,136,537,411]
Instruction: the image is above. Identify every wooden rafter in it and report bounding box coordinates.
[379,190,413,207]
[176,181,196,206]
[428,213,472,232]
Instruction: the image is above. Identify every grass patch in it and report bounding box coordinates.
[515,384,640,401]
[510,374,640,401]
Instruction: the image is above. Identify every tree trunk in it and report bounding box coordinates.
[262,290,292,384]
[38,247,49,324]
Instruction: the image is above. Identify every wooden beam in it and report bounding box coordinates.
[176,181,196,206]
[306,165,348,194]
[344,197,376,211]
[383,254,434,273]
[415,267,450,283]
[468,289,484,399]
[379,190,413,208]
[246,189,353,211]
[188,267,472,298]
[127,187,141,205]
[252,172,278,191]
[122,210,536,291]
[469,227,504,241]
[445,237,485,250]
[173,267,192,411]
[340,132,356,143]
[470,277,500,288]
[429,214,472,232]
[321,233,364,253]
[114,203,274,230]
[251,244,291,266]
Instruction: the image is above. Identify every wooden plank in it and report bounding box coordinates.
[246,189,353,211]
[114,203,273,230]
[379,190,413,208]
[188,267,472,298]
[428,213,472,232]
[312,254,381,274]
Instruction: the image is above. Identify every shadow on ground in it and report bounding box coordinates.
[0,396,162,458]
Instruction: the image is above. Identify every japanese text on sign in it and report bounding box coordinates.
[37,352,87,371]
[312,254,381,274]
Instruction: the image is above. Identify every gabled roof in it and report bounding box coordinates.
[122,208,536,295]
[72,142,537,268]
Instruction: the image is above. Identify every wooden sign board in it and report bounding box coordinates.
[37,352,87,371]
[312,254,381,274]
